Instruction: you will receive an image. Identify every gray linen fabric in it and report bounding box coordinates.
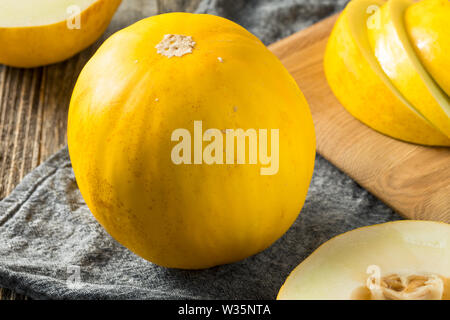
[0,0,402,300]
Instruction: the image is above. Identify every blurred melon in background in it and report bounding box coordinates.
[0,0,122,68]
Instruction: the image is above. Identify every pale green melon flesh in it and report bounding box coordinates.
[278,221,450,300]
[0,0,97,27]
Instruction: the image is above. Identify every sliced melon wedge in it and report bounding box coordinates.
[0,0,122,67]
[367,0,450,139]
[278,221,450,300]
[406,0,450,97]
[324,0,450,146]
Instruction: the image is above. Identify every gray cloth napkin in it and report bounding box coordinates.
[0,0,401,300]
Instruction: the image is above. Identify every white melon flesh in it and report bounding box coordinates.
[0,0,97,27]
[278,221,450,300]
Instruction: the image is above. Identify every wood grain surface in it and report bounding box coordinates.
[1,1,449,300]
[0,0,200,301]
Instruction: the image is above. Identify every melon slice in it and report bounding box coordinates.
[0,0,122,67]
[367,0,450,139]
[324,0,450,146]
[406,0,450,97]
[278,221,450,300]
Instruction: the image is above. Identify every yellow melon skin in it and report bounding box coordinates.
[0,0,122,68]
[68,13,316,269]
[324,0,450,146]
[278,221,450,300]
[367,0,450,139]
[406,0,450,97]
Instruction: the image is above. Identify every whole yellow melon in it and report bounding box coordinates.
[68,13,316,269]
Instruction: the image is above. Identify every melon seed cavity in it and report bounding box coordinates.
[367,273,446,300]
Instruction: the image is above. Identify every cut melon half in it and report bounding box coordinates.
[324,0,450,146]
[0,0,122,67]
[406,0,450,97]
[367,0,450,138]
[278,221,450,300]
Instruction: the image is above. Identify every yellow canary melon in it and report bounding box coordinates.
[278,221,450,300]
[406,0,450,97]
[0,0,122,68]
[367,0,450,139]
[68,13,316,269]
[324,0,450,146]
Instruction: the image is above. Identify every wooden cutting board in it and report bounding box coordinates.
[269,14,450,222]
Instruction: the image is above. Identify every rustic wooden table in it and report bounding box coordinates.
[0,0,200,301]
